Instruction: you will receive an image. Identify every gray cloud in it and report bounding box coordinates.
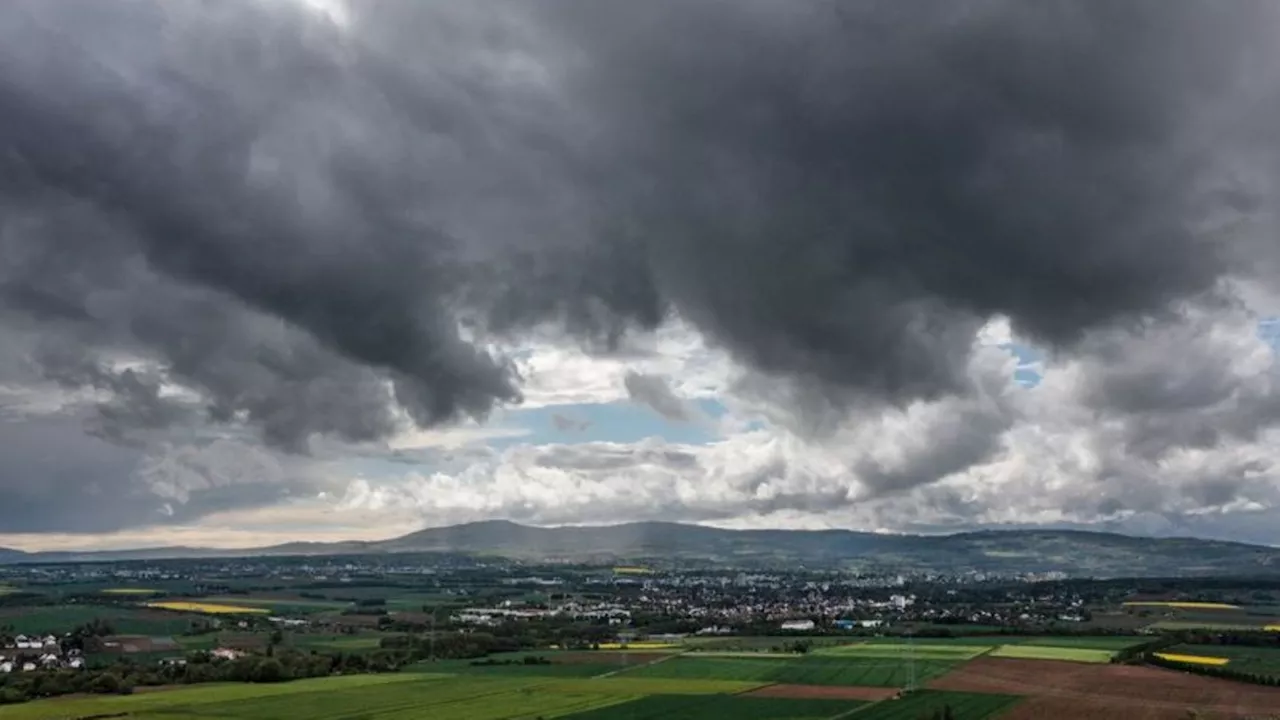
[4,0,1280,538]
[0,0,1276,453]
[623,371,695,422]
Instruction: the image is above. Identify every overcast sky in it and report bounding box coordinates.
[4,0,1280,551]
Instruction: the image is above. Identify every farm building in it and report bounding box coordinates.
[780,619,815,631]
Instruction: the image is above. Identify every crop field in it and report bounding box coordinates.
[1142,620,1267,632]
[1163,644,1280,676]
[1003,632,1146,650]
[100,587,162,595]
[624,654,960,687]
[191,594,355,613]
[854,690,1020,720]
[422,658,614,678]
[681,635,862,652]
[556,693,864,719]
[931,656,1280,718]
[145,600,271,614]
[1152,651,1229,666]
[813,642,990,660]
[0,604,202,634]
[3,674,761,720]
[987,644,1114,663]
[1122,601,1241,610]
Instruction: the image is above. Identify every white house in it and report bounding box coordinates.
[68,657,85,669]
[0,662,12,674]
[211,648,243,661]
[780,619,815,631]
[21,662,35,672]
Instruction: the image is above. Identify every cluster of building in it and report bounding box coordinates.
[0,635,84,673]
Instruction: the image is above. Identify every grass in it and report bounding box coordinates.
[855,690,1021,719]
[145,601,271,615]
[558,694,863,719]
[987,645,1113,663]
[624,654,960,687]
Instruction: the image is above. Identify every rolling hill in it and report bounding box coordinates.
[5,521,1280,576]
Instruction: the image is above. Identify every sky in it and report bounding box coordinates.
[5,0,1280,551]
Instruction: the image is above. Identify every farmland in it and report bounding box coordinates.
[557,694,863,719]
[0,675,771,720]
[813,642,990,660]
[931,657,1280,718]
[144,600,271,614]
[1122,601,1241,610]
[854,690,1020,720]
[986,644,1114,663]
[625,654,961,687]
[0,604,204,635]
[1162,643,1280,676]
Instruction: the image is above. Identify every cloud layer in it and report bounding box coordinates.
[2,0,1280,545]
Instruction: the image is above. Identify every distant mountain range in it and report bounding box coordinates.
[4,520,1280,576]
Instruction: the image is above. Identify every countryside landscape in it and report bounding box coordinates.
[3,522,1280,718]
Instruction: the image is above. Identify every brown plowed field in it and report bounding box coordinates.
[745,684,898,701]
[931,657,1280,719]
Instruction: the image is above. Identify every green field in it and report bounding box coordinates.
[1164,644,1280,677]
[558,694,864,719]
[987,644,1113,663]
[1,673,762,720]
[855,690,1021,720]
[813,643,990,660]
[681,635,861,652]
[0,604,202,635]
[422,659,614,678]
[624,654,960,687]
[190,595,354,612]
[1144,620,1272,632]
[1007,636,1146,650]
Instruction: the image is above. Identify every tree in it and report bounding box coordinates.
[251,659,285,683]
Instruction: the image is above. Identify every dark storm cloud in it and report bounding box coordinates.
[0,0,1278,453]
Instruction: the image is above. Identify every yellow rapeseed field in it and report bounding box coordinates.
[1266,624,1280,632]
[145,600,269,614]
[1154,652,1230,666]
[613,566,654,575]
[597,641,679,650]
[1122,601,1240,610]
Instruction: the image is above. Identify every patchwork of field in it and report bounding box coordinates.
[624,654,959,687]
[1,674,770,720]
[931,656,1280,719]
